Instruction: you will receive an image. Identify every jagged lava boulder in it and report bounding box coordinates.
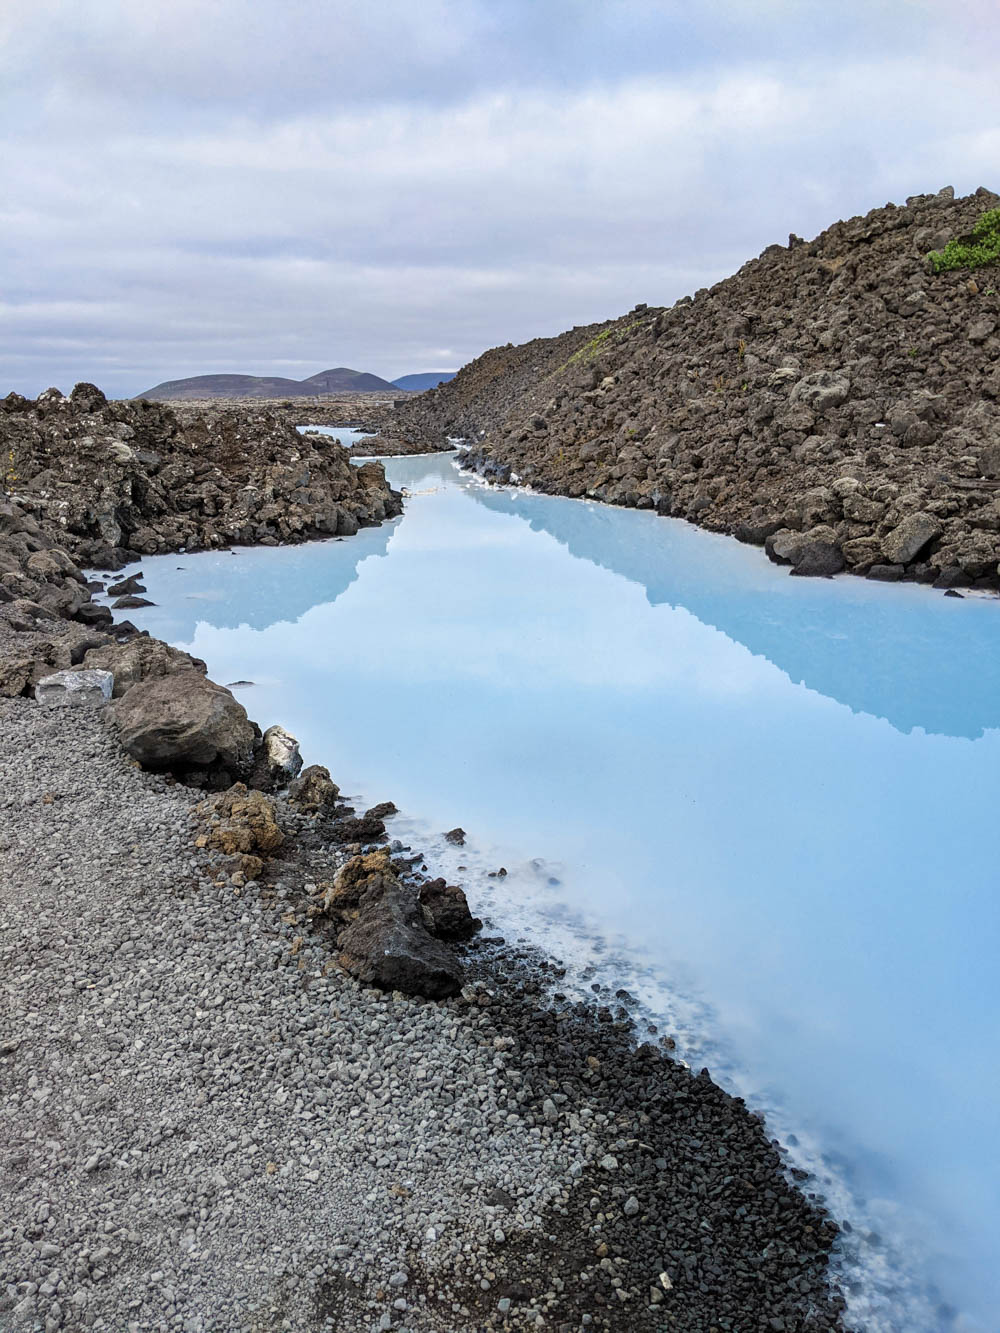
[337,876,464,999]
[418,878,482,941]
[322,851,476,998]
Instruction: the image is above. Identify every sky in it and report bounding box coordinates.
[2,0,999,398]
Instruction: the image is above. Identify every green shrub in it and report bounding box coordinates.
[928,208,1000,273]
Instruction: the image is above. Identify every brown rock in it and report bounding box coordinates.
[203,784,284,857]
[287,764,340,813]
[321,851,393,920]
[0,658,32,697]
[83,637,205,697]
[111,669,256,775]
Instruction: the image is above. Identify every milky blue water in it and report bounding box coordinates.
[103,448,1000,1332]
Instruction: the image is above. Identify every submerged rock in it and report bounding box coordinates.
[365,800,398,820]
[107,574,145,597]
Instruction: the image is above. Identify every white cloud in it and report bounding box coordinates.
[2,3,998,394]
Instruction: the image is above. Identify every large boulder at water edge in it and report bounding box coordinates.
[765,524,845,576]
[418,878,482,941]
[111,670,256,777]
[880,512,943,566]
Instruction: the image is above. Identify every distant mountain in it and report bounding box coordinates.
[137,373,312,400]
[392,372,457,393]
[136,367,396,400]
[301,367,397,392]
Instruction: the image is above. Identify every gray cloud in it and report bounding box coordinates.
[2,0,999,396]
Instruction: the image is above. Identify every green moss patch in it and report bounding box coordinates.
[928,208,1000,273]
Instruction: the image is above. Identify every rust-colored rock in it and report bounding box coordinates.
[203,783,284,857]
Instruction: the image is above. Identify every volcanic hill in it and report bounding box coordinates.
[387,186,1000,590]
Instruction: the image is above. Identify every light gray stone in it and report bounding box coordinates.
[789,370,851,414]
[880,512,943,565]
[35,669,113,707]
[262,724,303,781]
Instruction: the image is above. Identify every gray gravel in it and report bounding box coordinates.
[0,698,585,1331]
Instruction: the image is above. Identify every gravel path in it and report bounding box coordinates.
[0,696,848,1332]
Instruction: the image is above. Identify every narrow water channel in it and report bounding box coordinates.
[105,447,1000,1333]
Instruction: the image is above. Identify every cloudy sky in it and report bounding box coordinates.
[3,0,999,397]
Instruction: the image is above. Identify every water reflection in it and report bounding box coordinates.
[119,518,396,641]
[467,470,1000,740]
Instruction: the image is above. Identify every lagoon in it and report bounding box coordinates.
[107,448,1000,1332]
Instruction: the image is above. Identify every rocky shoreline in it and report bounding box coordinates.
[1,384,401,574]
[0,697,848,1333]
[0,386,849,1330]
[379,187,1000,592]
